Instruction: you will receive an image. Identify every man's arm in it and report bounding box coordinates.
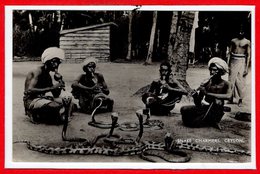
[71,74,95,91]
[206,81,232,100]
[226,40,234,66]
[148,81,157,93]
[97,73,109,95]
[166,77,188,95]
[25,69,63,95]
[244,40,251,76]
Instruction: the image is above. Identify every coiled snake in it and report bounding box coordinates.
[119,109,164,131]
[14,97,250,162]
[14,110,191,162]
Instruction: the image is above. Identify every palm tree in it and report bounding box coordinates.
[168,11,195,81]
[126,11,133,61]
[135,11,195,96]
[144,11,158,65]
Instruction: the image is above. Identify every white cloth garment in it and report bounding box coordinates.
[41,47,65,63]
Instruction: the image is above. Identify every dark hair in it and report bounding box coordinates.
[160,61,172,74]
[44,58,61,65]
[209,63,225,76]
[83,62,96,72]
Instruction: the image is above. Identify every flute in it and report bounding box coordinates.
[54,69,65,91]
[159,75,166,94]
[190,73,215,96]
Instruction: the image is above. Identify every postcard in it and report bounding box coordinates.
[5,5,256,170]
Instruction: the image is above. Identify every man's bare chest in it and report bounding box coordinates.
[207,82,226,93]
[234,39,248,49]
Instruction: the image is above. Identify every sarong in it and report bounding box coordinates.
[75,91,113,114]
[29,98,52,109]
[181,104,224,128]
[229,53,246,101]
[142,92,181,116]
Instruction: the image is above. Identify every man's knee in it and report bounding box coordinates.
[107,98,114,112]
[45,101,63,110]
[142,92,155,104]
[180,106,190,115]
[107,98,114,106]
[98,97,114,110]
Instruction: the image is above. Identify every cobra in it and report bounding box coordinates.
[14,100,250,162]
[14,111,191,162]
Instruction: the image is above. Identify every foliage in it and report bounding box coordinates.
[13,23,32,57]
[12,10,251,63]
[12,10,167,61]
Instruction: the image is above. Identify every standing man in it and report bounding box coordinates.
[23,47,67,124]
[227,27,251,106]
[71,58,114,114]
[142,62,188,116]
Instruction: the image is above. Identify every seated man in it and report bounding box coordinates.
[71,58,114,114]
[142,62,188,116]
[181,57,232,129]
[23,47,68,124]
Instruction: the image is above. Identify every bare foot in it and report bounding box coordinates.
[29,114,40,124]
[212,123,222,130]
[226,99,234,104]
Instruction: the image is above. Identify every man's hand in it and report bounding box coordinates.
[198,86,207,95]
[215,99,224,105]
[52,81,65,91]
[93,86,102,93]
[162,84,170,90]
[243,69,248,77]
[24,89,33,95]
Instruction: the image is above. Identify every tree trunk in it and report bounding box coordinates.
[126,11,133,61]
[168,11,195,92]
[167,12,178,59]
[168,11,195,80]
[57,11,64,32]
[144,11,158,65]
[28,12,34,33]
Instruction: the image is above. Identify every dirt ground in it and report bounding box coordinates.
[12,61,252,165]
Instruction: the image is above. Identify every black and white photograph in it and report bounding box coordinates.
[5,6,255,169]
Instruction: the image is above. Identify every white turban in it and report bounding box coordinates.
[208,57,229,75]
[82,58,98,68]
[41,47,65,63]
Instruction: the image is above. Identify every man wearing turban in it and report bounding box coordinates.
[181,57,232,129]
[23,47,67,124]
[71,58,114,114]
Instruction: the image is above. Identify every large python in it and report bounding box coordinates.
[14,133,250,162]
[14,109,250,162]
[16,96,250,162]
[15,109,191,162]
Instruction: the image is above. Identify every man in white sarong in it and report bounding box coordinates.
[227,27,251,107]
